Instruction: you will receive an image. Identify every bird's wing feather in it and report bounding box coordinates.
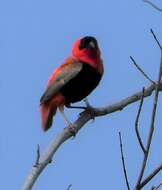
[40,60,83,104]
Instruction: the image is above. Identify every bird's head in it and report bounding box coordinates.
[72,36,101,67]
[79,36,98,51]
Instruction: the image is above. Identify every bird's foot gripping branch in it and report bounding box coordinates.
[79,105,96,121]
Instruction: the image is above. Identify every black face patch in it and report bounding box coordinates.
[79,36,98,50]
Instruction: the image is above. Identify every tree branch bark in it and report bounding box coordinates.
[143,0,162,12]
[130,56,155,84]
[135,87,146,154]
[22,82,162,190]
[135,29,162,189]
[140,163,162,189]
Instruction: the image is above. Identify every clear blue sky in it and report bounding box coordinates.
[0,0,162,189]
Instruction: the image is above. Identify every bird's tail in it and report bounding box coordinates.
[40,103,57,131]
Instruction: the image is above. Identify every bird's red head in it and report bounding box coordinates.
[72,36,102,69]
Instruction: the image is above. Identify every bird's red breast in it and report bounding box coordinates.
[40,36,104,131]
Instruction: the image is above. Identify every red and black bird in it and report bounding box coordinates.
[40,36,104,131]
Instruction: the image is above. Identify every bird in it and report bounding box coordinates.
[40,36,104,132]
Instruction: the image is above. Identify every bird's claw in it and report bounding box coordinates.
[86,106,96,121]
[79,104,96,121]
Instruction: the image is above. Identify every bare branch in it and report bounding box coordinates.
[136,30,162,190]
[94,83,161,117]
[140,163,162,189]
[67,184,72,190]
[143,0,162,12]
[135,87,146,154]
[154,182,162,190]
[130,56,155,84]
[150,29,162,50]
[22,82,162,190]
[34,144,40,167]
[156,183,162,190]
[119,132,131,190]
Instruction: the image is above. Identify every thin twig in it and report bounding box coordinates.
[135,87,146,154]
[34,144,40,167]
[130,56,155,84]
[151,29,162,50]
[119,132,131,190]
[143,0,162,12]
[140,163,162,188]
[67,184,72,190]
[155,182,162,190]
[136,29,162,190]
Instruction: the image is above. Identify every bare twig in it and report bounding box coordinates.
[136,29,162,190]
[34,144,40,167]
[135,87,146,154]
[140,163,162,188]
[154,182,162,190]
[156,183,162,190]
[150,29,162,50]
[143,0,162,12]
[119,132,131,190]
[67,184,72,190]
[130,56,155,84]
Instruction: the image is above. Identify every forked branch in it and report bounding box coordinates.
[22,30,162,190]
[135,29,162,189]
[22,82,162,190]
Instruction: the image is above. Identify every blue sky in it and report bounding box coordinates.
[0,0,162,189]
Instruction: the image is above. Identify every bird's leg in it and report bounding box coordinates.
[84,98,91,107]
[66,104,86,110]
[66,98,96,121]
[59,106,72,126]
[66,98,94,110]
[58,106,77,136]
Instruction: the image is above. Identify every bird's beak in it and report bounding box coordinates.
[88,41,96,49]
